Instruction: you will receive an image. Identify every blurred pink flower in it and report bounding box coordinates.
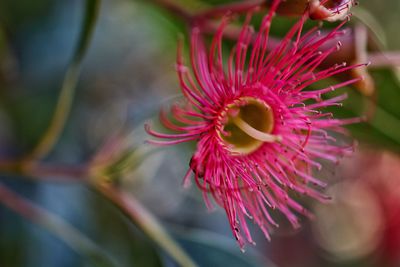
[346,150,400,265]
[146,0,365,248]
[314,149,400,265]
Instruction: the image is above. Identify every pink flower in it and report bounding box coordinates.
[273,0,355,22]
[146,0,365,249]
[309,0,356,22]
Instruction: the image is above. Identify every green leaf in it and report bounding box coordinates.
[25,0,101,162]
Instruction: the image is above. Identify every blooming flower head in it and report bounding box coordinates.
[146,0,366,249]
[309,0,356,22]
[274,0,355,22]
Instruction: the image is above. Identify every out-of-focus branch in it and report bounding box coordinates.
[0,182,119,267]
[152,0,358,25]
[23,0,101,167]
[152,0,267,25]
[93,182,199,267]
[194,0,266,19]
[0,159,88,183]
[152,0,399,67]
[368,52,400,68]
[200,21,400,69]
[0,161,197,266]
[152,0,192,21]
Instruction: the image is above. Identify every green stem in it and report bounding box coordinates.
[24,0,101,165]
[0,161,197,267]
[0,182,119,267]
[94,182,199,267]
[0,159,88,183]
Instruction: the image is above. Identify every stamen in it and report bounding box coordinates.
[231,116,282,143]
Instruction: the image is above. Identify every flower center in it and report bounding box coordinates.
[217,97,281,155]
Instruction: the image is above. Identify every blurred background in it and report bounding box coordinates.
[0,0,400,266]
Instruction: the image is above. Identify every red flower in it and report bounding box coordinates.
[146,0,365,248]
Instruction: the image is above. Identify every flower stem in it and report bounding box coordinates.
[0,161,197,267]
[152,0,400,71]
[152,0,266,23]
[193,0,265,19]
[23,0,101,167]
[93,182,199,267]
[152,0,192,22]
[0,159,88,183]
[0,182,119,267]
